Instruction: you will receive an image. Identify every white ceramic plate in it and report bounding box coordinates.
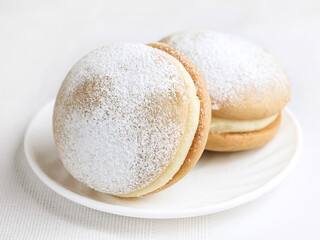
[24,100,302,219]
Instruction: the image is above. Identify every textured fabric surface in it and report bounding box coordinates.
[1,0,320,239]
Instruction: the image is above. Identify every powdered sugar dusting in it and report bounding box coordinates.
[160,30,290,111]
[53,43,189,195]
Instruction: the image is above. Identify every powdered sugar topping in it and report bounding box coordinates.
[53,43,189,195]
[160,30,290,111]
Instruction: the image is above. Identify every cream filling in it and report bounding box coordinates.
[210,114,278,133]
[118,55,200,198]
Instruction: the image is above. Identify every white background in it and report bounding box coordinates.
[0,0,319,239]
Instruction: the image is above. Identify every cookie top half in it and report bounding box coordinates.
[160,30,290,120]
[53,43,209,196]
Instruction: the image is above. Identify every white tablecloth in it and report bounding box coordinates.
[1,0,319,239]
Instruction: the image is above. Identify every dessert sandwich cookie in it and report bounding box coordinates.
[53,43,211,197]
[160,30,290,152]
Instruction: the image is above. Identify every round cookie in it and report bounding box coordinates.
[160,30,290,151]
[53,42,211,197]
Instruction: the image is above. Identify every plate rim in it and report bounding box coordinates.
[24,100,303,219]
